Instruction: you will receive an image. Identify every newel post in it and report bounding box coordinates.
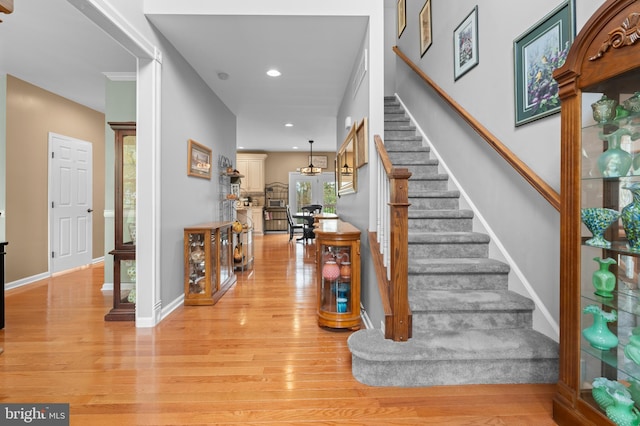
[387,169,412,341]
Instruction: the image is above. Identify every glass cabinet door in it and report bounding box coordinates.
[319,244,353,315]
[218,227,231,289]
[122,133,136,246]
[187,232,207,296]
[579,88,640,413]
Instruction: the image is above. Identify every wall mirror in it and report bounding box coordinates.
[337,125,357,195]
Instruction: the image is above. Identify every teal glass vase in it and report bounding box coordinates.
[582,304,618,351]
[622,182,640,251]
[606,391,640,426]
[592,257,617,298]
[598,128,633,178]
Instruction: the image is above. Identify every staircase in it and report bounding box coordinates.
[347,97,558,386]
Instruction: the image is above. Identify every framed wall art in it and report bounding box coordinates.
[453,6,479,81]
[309,155,328,169]
[397,0,406,38]
[513,0,574,126]
[356,117,368,168]
[419,0,432,57]
[187,139,212,179]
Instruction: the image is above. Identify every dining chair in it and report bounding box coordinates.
[286,205,304,242]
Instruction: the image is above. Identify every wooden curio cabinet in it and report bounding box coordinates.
[184,222,236,306]
[105,122,136,321]
[315,220,361,329]
[554,1,640,424]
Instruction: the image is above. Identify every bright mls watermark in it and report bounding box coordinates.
[1,404,69,425]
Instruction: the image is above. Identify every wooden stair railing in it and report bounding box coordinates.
[393,45,560,212]
[371,134,412,342]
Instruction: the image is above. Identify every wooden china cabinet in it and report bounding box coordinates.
[315,220,361,330]
[105,122,136,321]
[553,0,640,424]
[183,222,236,305]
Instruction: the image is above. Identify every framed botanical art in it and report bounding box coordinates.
[397,0,406,38]
[419,0,432,57]
[453,6,479,81]
[356,117,368,168]
[513,0,574,126]
[187,139,212,179]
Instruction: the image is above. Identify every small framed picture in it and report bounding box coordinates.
[309,155,328,169]
[513,0,574,126]
[187,139,212,179]
[419,0,432,57]
[453,6,479,81]
[397,0,406,38]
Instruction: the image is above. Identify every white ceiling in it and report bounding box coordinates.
[0,0,368,152]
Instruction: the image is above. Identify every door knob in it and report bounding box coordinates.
[87,209,94,213]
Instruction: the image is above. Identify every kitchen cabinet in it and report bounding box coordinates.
[236,153,267,193]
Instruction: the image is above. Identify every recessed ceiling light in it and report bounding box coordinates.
[285,123,293,127]
[266,69,281,77]
[292,146,299,150]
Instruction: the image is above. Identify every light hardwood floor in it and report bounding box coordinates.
[0,233,558,425]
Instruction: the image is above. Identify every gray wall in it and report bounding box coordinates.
[106,0,238,312]
[336,25,385,329]
[388,0,606,338]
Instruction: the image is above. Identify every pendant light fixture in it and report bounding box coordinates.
[301,140,321,176]
[341,160,353,176]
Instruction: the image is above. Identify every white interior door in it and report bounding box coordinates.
[49,133,93,273]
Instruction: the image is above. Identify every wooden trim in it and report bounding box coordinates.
[372,136,412,341]
[393,46,560,212]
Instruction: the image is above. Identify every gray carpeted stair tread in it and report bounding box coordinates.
[409,289,535,311]
[409,173,450,182]
[385,124,416,131]
[386,145,429,153]
[409,189,458,198]
[348,328,558,362]
[391,157,437,165]
[384,136,424,143]
[409,209,473,219]
[385,116,409,122]
[387,147,430,153]
[408,257,509,274]
[408,231,490,244]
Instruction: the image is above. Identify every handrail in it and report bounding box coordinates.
[372,135,412,341]
[393,46,560,212]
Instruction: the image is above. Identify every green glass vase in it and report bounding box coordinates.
[582,304,618,351]
[598,128,633,178]
[592,256,617,298]
[606,391,640,426]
